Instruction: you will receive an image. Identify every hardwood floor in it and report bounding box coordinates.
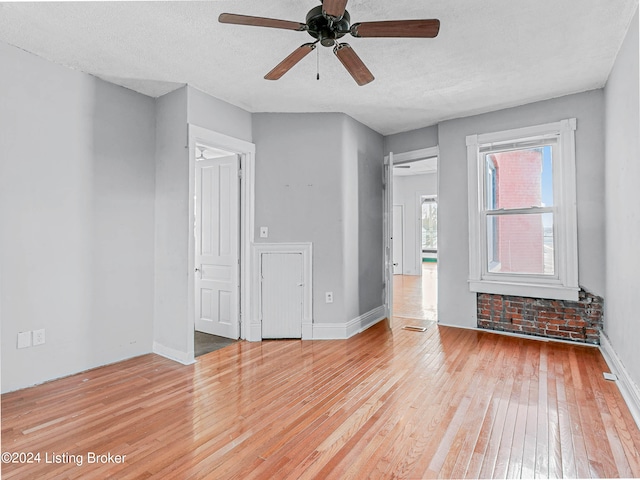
[393,262,438,322]
[3,270,640,478]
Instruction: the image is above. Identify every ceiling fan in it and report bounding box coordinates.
[218,0,440,86]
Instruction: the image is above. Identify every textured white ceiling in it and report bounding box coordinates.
[0,1,637,135]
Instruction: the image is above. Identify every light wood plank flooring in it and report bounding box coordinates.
[3,271,640,478]
[393,262,438,322]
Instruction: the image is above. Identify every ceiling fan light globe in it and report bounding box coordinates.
[321,37,336,47]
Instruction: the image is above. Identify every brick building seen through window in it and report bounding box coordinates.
[485,145,554,276]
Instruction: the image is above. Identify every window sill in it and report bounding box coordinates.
[468,279,579,301]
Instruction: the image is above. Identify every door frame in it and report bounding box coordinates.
[392,204,404,274]
[385,146,440,322]
[383,153,394,322]
[187,125,256,359]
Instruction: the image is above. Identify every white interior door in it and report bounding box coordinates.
[393,205,403,275]
[195,154,240,339]
[261,253,303,339]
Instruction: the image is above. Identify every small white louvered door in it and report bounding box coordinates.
[261,253,303,339]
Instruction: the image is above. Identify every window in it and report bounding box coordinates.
[466,119,579,301]
[421,196,437,252]
[486,158,498,268]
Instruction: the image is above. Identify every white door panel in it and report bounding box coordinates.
[261,253,303,339]
[195,154,239,339]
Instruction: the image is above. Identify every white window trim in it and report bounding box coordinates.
[466,118,579,301]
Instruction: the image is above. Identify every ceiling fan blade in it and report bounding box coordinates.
[265,43,317,80]
[351,19,440,38]
[219,13,306,31]
[322,0,348,19]
[333,43,374,86]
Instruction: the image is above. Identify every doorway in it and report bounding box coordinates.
[193,146,240,360]
[194,147,240,339]
[187,125,256,362]
[389,147,439,324]
[392,196,438,323]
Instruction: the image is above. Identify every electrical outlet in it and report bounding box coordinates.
[325,292,333,303]
[17,331,31,349]
[260,226,269,238]
[33,329,46,346]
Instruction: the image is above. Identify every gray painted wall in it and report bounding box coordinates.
[187,86,253,143]
[604,10,640,386]
[384,125,439,156]
[252,113,384,325]
[153,87,190,356]
[344,116,385,317]
[393,173,438,275]
[0,43,156,392]
[153,86,253,358]
[252,113,348,324]
[384,92,606,328]
[1,20,631,393]
[437,90,606,328]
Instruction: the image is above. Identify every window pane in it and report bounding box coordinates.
[485,145,553,210]
[422,199,437,250]
[486,213,554,275]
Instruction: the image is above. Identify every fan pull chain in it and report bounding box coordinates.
[317,45,320,80]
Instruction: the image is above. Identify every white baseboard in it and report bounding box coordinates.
[313,306,386,340]
[246,323,262,342]
[346,305,387,338]
[153,342,195,365]
[599,333,640,429]
[312,322,348,340]
[245,321,313,341]
[302,321,313,340]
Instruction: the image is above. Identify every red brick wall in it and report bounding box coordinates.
[477,290,603,344]
[490,150,544,273]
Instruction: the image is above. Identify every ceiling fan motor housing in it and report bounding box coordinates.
[306,5,350,47]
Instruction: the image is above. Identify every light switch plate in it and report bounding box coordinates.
[17,331,31,349]
[260,227,269,238]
